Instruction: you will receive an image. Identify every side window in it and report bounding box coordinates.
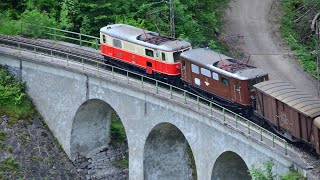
[145,49,154,57]
[212,72,219,80]
[194,78,201,86]
[113,39,122,48]
[221,77,229,86]
[201,68,211,77]
[161,52,166,61]
[102,35,107,43]
[191,64,199,74]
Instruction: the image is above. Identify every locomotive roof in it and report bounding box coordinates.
[254,80,320,118]
[100,24,191,52]
[180,48,268,80]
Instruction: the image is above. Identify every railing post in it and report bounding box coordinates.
[272,135,275,148]
[170,86,173,99]
[54,29,57,41]
[156,80,158,94]
[260,128,263,141]
[97,63,100,75]
[235,114,238,127]
[96,39,99,50]
[247,121,250,134]
[112,66,114,79]
[210,102,213,116]
[127,71,129,84]
[82,58,84,70]
[51,50,53,62]
[141,76,144,88]
[223,108,225,122]
[197,96,200,110]
[79,34,82,46]
[184,91,187,104]
[285,142,288,155]
[67,54,69,66]
[34,46,36,59]
[18,43,21,55]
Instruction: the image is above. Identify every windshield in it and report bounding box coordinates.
[173,48,190,63]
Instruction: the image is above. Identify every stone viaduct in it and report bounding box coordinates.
[0,46,313,179]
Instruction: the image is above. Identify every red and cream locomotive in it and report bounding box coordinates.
[100,24,191,82]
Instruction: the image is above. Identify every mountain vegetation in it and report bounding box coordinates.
[280,0,320,78]
[0,0,229,50]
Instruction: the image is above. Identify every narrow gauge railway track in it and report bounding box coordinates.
[0,34,104,66]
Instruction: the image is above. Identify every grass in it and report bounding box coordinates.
[113,159,128,169]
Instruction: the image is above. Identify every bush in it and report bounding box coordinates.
[0,65,35,121]
[248,159,306,180]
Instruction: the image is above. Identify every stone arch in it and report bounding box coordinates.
[143,122,196,180]
[70,99,121,160]
[211,151,250,180]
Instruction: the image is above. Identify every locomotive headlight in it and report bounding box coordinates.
[250,95,255,100]
[177,65,181,70]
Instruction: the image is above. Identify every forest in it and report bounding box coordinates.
[0,0,229,49]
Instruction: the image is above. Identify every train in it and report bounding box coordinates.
[100,24,320,155]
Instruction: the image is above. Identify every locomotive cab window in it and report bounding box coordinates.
[191,64,199,74]
[173,51,182,62]
[201,68,211,77]
[102,35,107,43]
[113,39,122,48]
[221,77,229,86]
[145,49,154,57]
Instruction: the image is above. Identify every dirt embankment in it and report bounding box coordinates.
[223,0,318,97]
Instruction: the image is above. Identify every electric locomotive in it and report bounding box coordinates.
[180,48,268,115]
[100,24,191,83]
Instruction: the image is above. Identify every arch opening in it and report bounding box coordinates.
[143,123,197,180]
[211,151,250,180]
[70,99,128,161]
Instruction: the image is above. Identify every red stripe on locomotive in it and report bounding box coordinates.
[100,44,181,76]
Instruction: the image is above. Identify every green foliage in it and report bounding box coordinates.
[113,159,128,169]
[280,0,320,79]
[0,0,230,52]
[249,159,276,180]
[248,159,306,180]
[280,166,306,180]
[0,157,20,175]
[110,111,127,144]
[0,65,35,120]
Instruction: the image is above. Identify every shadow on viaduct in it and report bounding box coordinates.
[0,48,307,179]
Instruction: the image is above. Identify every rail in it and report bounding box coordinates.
[0,37,290,156]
